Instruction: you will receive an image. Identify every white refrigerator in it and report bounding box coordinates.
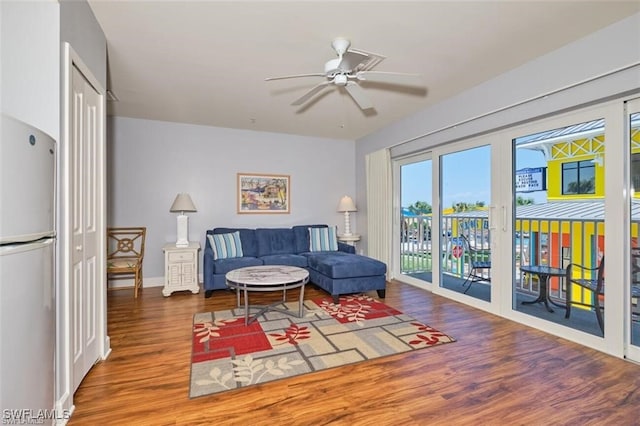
[0,114,56,413]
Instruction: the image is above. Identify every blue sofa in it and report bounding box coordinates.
[203,224,387,303]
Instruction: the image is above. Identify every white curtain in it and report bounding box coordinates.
[366,148,392,278]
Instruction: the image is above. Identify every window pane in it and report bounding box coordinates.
[440,145,491,303]
[563,167,578,194]
[514,116,605,337]
[562,161,595,195]
[400,159,433,284]
[579,163,595,194]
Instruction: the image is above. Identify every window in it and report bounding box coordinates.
[562,160,595,194]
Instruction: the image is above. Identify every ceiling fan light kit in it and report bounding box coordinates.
[334,74,348,86]
[266,38,424,111]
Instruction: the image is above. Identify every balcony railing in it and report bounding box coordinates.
[400,212,606,305]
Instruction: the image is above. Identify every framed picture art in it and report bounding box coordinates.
[237,173,290,214]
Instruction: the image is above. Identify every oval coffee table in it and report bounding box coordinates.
[225,265,309,325]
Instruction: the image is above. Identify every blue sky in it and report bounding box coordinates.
[401,146,548,209]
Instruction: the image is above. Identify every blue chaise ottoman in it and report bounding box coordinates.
[303,251,387,303]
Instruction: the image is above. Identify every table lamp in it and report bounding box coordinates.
[170,193,197,247]
[337,195,357,236]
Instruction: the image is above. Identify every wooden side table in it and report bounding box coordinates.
[338,234,361,248]
[163,242,200,296]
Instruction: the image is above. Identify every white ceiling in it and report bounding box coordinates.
[87,1,640,141]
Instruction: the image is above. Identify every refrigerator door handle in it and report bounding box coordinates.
[0,238,54,256]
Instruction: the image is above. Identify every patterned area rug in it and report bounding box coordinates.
[190,294,455,398]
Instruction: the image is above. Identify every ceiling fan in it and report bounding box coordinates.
[265,38,424,110]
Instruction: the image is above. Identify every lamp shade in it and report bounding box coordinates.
[170,193,197,212]
[337,196,357,212]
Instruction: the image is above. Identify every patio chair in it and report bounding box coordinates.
[565,257,604,334]
[107,227,147,298]
[460,235,491,294]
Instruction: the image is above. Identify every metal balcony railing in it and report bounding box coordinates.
[400,213,606,305]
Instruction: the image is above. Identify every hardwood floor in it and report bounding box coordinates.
[70,281,640,425]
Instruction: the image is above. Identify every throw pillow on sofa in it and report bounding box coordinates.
[309,226,338,252]
[208,231,243,259]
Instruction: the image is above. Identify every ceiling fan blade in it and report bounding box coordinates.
[291,81,332,106]
[355,71,424,87]
[265,73,325,81]
[344,81,373,110]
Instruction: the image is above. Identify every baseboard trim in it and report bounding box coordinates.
[107,274,204,289]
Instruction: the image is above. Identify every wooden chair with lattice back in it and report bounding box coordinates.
[107,227,146,298]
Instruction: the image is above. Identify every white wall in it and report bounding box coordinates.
[0,0,60,137]
[107,116,356,281]
[355,12,640,251]
[60,0,107,89]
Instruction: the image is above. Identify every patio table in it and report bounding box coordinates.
[520,265,566,313]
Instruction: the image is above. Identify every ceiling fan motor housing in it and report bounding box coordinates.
[331,38,351,55]
[325,38,352,77]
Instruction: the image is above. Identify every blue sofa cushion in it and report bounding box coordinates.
[260,254,308,268]
[292,224,327,253]
[213,256,263,275]
[214,228,258,257]
[306,252,386,279]
[256,228,296,256]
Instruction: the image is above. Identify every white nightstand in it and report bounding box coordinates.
[163,242,200,297]
[338,234,361,248]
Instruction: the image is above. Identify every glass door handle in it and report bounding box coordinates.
[502,205,507,232]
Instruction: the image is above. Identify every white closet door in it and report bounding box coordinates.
[71,63,101,392]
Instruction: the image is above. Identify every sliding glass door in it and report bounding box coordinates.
[439,145,492,303]
[505,100,640,358]
[627,98,640,362]
[512,113,606,337]
[391,97,639,360]
[395,154,433,287]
